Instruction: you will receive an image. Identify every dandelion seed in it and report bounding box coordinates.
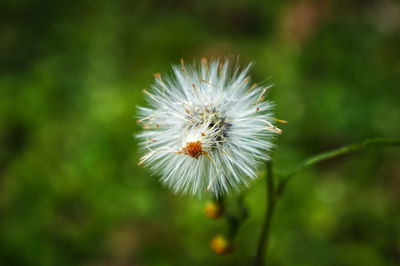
[136,58,282,197]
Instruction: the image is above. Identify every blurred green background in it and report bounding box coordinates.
[1,0,400,265]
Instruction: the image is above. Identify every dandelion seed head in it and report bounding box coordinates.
[137,58,282,197]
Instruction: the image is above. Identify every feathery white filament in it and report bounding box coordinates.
[137,58,281,197]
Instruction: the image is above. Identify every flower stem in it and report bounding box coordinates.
[277,138,400,195]
[255,161,276,266]
[254,138,399,265]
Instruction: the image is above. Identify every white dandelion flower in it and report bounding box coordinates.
[136,58,282,197]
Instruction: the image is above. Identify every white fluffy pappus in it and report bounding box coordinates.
[136,58,283,197]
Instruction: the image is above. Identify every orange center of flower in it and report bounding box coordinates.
[182,141,204,159]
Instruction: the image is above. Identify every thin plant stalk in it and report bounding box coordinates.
[255,161,276,266]
[276,138,400,195]
[254,138,399,265]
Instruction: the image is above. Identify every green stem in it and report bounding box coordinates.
[225,195,248,239]
[277,138,400,195]
[255,161,276,266]
[254,138,399,266]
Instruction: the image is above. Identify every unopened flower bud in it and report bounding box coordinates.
[210,235,231,254]
[204,201,223,219]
